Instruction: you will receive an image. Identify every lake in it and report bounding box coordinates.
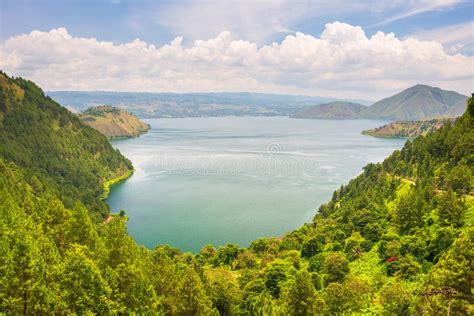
[106,117,405,252]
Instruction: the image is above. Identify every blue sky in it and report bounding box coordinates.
[1,0,473,48]
[0,0,473,98]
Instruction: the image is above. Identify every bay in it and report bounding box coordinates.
[106,117,405,252]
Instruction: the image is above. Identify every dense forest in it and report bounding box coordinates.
[0,72,132,219]
[1,72,473,315]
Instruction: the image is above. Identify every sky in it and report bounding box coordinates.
[0,0,473,100]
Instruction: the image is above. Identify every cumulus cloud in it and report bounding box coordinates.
[0,22,473,99]
[407,21,474,55]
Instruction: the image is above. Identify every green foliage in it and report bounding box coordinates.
[281,270,324,315]
[301,234,324,258]
[379,282,411,315]
[323,252,349,284]
[1,73,473,314]
[426,228,473,314]
[0,72,132,218]
[264,261,292,298]
[437,190,466,227]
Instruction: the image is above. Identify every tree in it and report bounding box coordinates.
[394,189,426,234]
[58,245,114,314]
[282,270,325,315]
[215,244,242,266]
[344,231,367,260]
[447,164,472,194]
[240,278,270,314]
[0,217,57,315]
[379,282,411,315]
[323,252,349,284]
[301,235,324,258]
[205,268,241,316]
[264,262,289,298]
[437,190,465,227]
[427,228,474,314]
[197,244,217,264]
[324,282,346,313]
[173,266,213,316]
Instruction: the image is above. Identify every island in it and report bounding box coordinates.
[78,105,150,139]
[362,118,453,138]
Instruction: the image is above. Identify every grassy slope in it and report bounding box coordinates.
[79,105,150,139]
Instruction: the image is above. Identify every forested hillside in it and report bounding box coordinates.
[0,72,132,218]
[1,73,472,315]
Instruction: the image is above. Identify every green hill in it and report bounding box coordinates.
[362,118,454,138]
[0,72,132,218]
[291,101,366,119]
[360,84,467,120]
[79,105,150,139]
[1,73,472,315]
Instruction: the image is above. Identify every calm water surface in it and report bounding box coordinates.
[106,117,405,252]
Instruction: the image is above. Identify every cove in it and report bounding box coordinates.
[106,117,405,252]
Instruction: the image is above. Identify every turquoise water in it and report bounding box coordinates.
[106,117,405,252]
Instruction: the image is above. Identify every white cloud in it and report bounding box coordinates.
[407,21,474,54]
[0,22,473,99]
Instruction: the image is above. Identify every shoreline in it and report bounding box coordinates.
[100,169,134,200]
[361,131,414,139]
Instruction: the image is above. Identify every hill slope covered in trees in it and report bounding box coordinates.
[0,72,132,218]
[1,73,473,314]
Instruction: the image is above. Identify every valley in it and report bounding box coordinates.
[2,1,473,313]
[1,72,472,314]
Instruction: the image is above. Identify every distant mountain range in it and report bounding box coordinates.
[360,84,467,120]
[292,85,468,121]
[291,101,366,119]
[48,85,468,121]
[78,105,150,139]
[47,91,371,118]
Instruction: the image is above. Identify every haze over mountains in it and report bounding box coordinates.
[291,101,366,119]
[49,85,467,121]
[49,91,371,118]
[294,85,468,121]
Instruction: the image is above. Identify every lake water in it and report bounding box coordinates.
[106,117,405,252]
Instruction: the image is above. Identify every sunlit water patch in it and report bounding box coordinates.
[106,117,405,252]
